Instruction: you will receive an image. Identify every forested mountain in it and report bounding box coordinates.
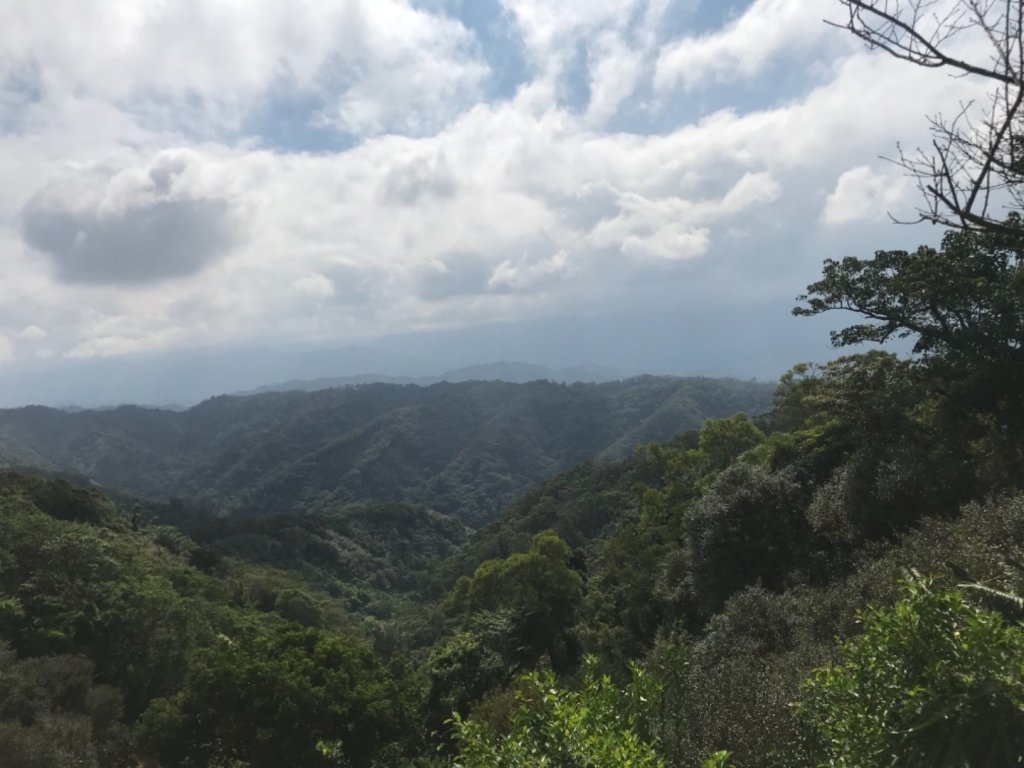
[0,376,772,526]
[237,361,628,395]
[4,4,1024,767]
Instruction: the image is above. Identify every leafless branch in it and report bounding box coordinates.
[832,0,1024,234]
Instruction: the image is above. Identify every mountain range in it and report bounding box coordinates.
[0,375,773,526]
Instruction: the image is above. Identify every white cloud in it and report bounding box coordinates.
[489,248,570,292]
[18,325,48,341]
[585,33,645,125]
[0,334,13,362]
[0,0,994,366]
[822,165,914,224]
[655,0,833,91]
[719,172,781,215]
[622,223,711,262]
[0,0,487,137]
[291,273,336,297]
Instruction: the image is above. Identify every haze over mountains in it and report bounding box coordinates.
[0,307,835,409]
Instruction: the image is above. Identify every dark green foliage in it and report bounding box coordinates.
[684,464,810,617]
[0,641,125,768]
[0,472,424,766]
[450,531,584,671]
[794,223,1024,488]
[139,626,418,768]
[794,222,1024,368]
[0,377,773,526]
[429,454,651,595]
[193,503,466,593]
[768,353,977,545]
[698,413,764,471]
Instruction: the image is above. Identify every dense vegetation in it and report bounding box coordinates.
[2,301,1023,766]
[3,222,1023,768]
[0,376,772,526]
[3,3,1024,764]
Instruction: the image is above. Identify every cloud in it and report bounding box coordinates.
[380,151,458,205]
[585,33,645,125]
[18,325,47,341]
[18,149,240,285]
[317,1,489,135]
[586,172,781,262]
[415,251,495,301]
[0,0,488,137]
[622,223,711,262]
[0,0,989,369]
[655,0,832,91]
[822,165,914,224]
[488,243,570,293]
[0,334,12,361]
[291,272,336,297]
[22,197,236,285]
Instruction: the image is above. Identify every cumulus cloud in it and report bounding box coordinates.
[622,223,711,262]
[490,252,568,292]
[317,1,488,135]
[822,165,914,224]
[655,0,832,91]
[22,197,235,285]
[0,0,487,137]
[20,153,239,285]
[380,151,458,205]
[585,33,645,125]
[0,0,987,367]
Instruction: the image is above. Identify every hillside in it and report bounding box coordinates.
[0,376,772,526]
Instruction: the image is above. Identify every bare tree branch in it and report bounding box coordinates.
[833,0,1024,234]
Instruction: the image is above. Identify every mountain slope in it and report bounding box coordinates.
[0,376,771,526]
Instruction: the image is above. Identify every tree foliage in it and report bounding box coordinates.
[795,223,1024,369]
[798,580,1024,767]
[450,658,665,768]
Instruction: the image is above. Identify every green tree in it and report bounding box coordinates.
[685,464,809,617]
[797,580,1024,767]
[454,531,584,671]
[138,626,410,768]
[698,413,764,472]
[450,657,665,768]
[794,225,1024,488]
[794,224,1024,370]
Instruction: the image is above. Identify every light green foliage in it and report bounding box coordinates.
[450,657,665,768]
[798,580,1024,767]
[698,413,764,471]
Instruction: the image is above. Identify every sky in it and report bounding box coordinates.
[0,0,991,405]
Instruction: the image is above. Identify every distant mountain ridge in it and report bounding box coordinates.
[0,376,774,526]
[236,361,629,395]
